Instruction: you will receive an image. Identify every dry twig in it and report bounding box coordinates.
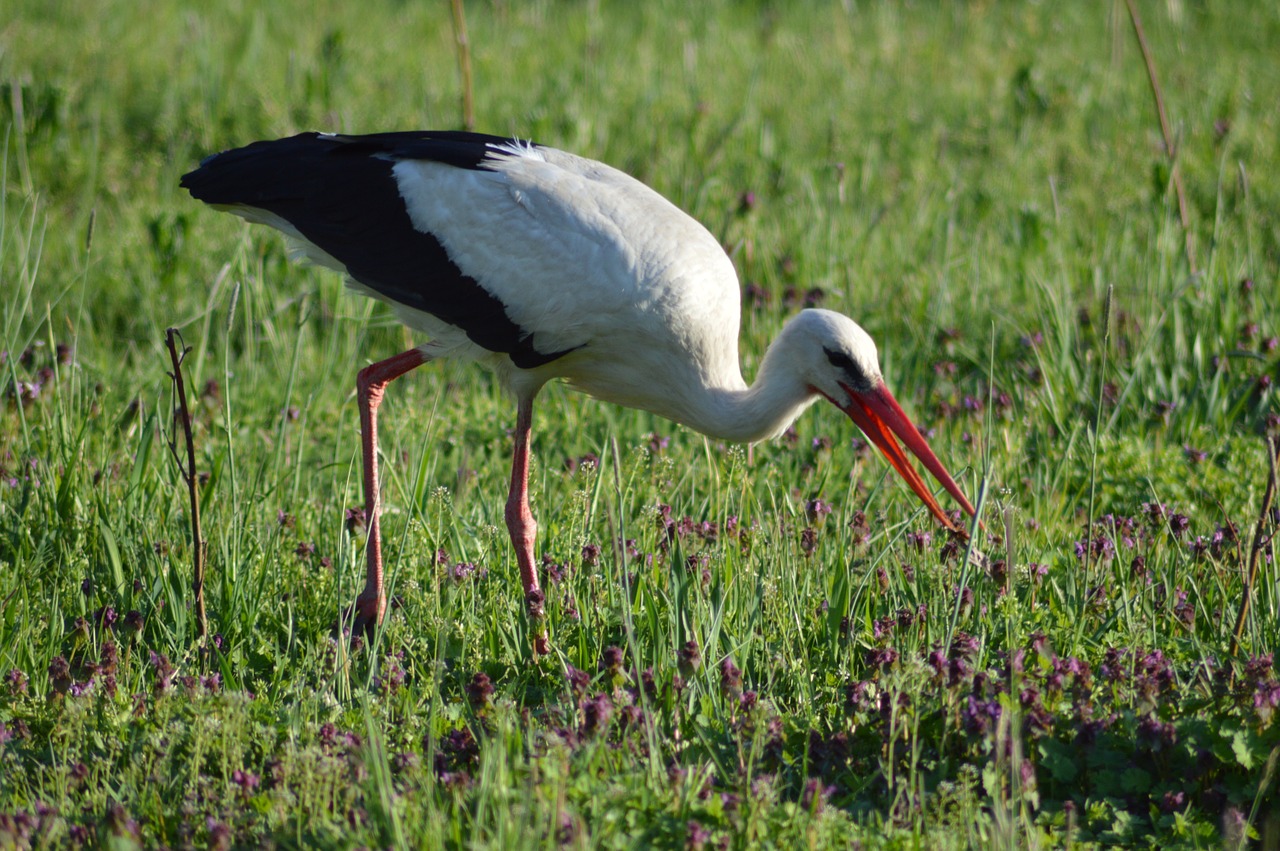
[449,0,475,131]
[165,328,209,644]
[1123,0,1197,274]
[1229,435,1278,667]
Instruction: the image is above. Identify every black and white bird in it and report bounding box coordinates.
[182,131,977,655]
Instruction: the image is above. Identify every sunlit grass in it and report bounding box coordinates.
[1,0,1279,847]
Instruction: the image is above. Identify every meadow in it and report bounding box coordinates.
[2,0,1279,847]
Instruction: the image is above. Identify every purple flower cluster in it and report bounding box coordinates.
[432,726,479,790]
[1070,505,1209,573]
[150,651,176,696]
[848,511,871,546]
[960,693,1002,737]
[1,454,42,490]
[782,286,826,309]
[542,552,571,585]
[562,452,600,473]
[3,341,74,411]
[447,558,488,583]
[465,672,494,711]
[656,505,730,548]
[905,529,932,553]
[373,652,407,695]
[1238,654,1280,724]
[344,507,366,535]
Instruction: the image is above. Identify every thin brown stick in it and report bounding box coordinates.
[1123,0,1197,274]
[1229,435,1278,666]
[165,328,209,645]
[449,0,475,131]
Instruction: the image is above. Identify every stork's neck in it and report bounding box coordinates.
[677,334,820,444]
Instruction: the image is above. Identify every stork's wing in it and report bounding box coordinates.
[180,131,573,368]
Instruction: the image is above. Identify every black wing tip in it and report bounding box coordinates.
[178,165,205,190]
[178,129,545,204]
[184,130,537,168]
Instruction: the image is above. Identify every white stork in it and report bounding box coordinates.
[181,131,978,656]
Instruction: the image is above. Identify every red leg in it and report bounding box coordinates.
[351,347,429,636]
[505,395,551,657]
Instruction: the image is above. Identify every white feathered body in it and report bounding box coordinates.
[388,145,747,427]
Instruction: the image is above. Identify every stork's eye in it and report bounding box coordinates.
[824,347,871,390]
[824,348,856,373]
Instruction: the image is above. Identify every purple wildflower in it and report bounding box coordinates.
[451,561,483,582]
[48,656,72,696]
[1136,715,1177,751]
[719,658,742,699]
[6,669,28,696]
[344,507,366,534]
[800,777,834,812]
[848,510,871,545]
[906,530,932,553]
[800,527,818,557]
[744,282,768,308]
[805,498,832,523]
[867,647,899,670]
[677,640,701,677]
[231,769,261,795]
[149,651,175,695]
[961,694,1002,736]
[1159,790,1187,814]
[581,693,613,736]
[1254,679,1280,724]
[845,680,873,713]
[565,666,589,699]
[599,646,624,674]
[685,820,712,851]
[465,672,494,710]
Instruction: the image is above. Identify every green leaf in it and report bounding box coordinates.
[1119,767,1151,795]
[1039,738,1079,784]
[1230,728,1256,770]
[98,515,126,594]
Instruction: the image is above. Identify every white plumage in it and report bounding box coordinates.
[390,146,745,416]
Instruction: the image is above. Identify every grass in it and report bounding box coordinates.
[2,0,1279,847]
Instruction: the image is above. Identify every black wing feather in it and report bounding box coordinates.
[180,131,571,369]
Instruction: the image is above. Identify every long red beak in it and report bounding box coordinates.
[838,382,978,534]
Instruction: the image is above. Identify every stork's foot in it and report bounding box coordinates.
[525,589,552,658]
[331,594,400,644]
[349,593,384,642]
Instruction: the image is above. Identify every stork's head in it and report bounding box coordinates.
[787,309,978,534]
